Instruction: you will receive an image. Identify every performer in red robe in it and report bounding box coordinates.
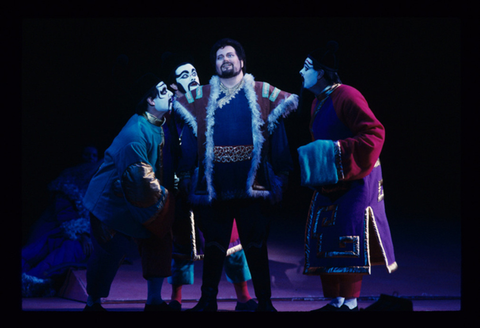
[298,41,397,311]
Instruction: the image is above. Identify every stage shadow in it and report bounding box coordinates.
[268,260,297,289]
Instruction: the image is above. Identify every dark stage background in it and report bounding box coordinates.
[21,17,461,245]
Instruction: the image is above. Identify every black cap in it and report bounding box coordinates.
[132,72,161,104]
[161,51,195,86]
[307,40,339,72]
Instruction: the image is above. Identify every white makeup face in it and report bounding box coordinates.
[299,57,320,90]
[175,63,200,92]
[152,81,173,116]
[215,45,243,78]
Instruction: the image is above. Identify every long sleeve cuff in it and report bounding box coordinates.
[142,193,172,237]
[297,139,339,187]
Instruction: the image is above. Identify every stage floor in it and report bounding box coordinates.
[22,296,460,312]
[21,210,462,312]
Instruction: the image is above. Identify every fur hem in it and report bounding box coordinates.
[187,74,289,204]
[267,94,299,133]
[243,74,266,198]
[203,74,265,203]
[61,218,90,240]
[173,99,198,137]
[203,75,222,202]
[21,273,56,298]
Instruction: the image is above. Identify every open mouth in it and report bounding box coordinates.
[188,81,199,91]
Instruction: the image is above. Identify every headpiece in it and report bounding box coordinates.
[161,51,195,86]
[132,72,161,104]
[307,40,339,72]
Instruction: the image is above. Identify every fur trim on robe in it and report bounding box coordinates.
[174,73,298,204]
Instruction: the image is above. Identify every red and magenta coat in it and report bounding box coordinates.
[298,84,397,275]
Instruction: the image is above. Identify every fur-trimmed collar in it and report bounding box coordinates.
[173,73,298,138]
[174,73,298,204]
[201,73,266,202]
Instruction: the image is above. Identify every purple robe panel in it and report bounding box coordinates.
[304,160,397,275]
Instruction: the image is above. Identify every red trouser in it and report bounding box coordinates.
[320,274,363,298]
[135,195,175,279]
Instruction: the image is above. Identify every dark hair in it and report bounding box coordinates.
[210,38,246,75]
[308,41,342,84]
[167,61,195,95]
[322,68,342,85]
[132,73,161,115]
[161,51,195,87]
[167,61,189,86]
[307,59,341,85]
[135,85,159,115]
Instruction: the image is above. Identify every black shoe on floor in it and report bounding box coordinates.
[186,297,218,312]
[235,299,258,312]
[338,304,358,311]
[255,300,277,312]
[168,300,182,311]
[144,302,174,311]
[311,304,340,312]
[362,294,413,311]
[83,303,107,312]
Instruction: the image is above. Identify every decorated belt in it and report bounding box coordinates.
[213,145,254,163]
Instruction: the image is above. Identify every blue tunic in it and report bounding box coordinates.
[213,89,254,199]
[174,74,299,205]
[83,114,169,239]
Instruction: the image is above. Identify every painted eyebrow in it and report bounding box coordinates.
[157,82,167,93]
[159,88,168,95]
[176,68,196,77]
[304,63,314,71]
